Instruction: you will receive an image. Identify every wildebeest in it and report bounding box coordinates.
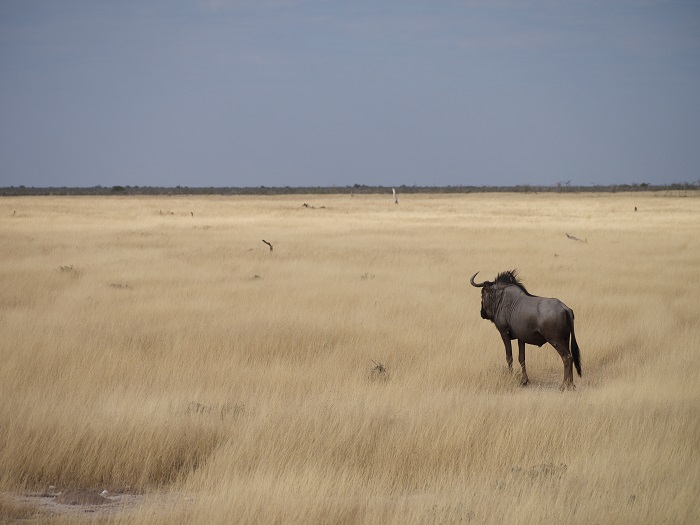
[470,270,581,390]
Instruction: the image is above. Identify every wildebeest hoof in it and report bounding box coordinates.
[520,378,529,387]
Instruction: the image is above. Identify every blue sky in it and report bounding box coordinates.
[1,1,699,187]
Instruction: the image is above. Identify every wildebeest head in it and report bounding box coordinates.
[470,270,528,320]
[470,272,495,319]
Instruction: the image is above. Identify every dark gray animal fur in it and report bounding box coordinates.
[470,270,581,390]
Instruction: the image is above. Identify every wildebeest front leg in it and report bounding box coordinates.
[500,332,513,370]
[518,340,529,386]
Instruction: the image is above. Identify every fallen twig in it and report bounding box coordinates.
[369,360,389,383]
[565,233,587,243]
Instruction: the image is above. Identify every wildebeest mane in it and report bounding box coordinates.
[495,270,533,296]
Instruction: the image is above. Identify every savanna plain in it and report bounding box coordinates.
[1,192,698,524]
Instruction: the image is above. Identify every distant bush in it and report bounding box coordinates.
[1,182,698,196]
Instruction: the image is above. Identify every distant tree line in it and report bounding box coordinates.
[1,182,698,197]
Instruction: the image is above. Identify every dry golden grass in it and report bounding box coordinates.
[1,192,698,524]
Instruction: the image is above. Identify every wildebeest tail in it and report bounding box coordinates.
[567,308,582,377]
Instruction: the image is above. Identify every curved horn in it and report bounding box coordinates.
[470,272,487,287]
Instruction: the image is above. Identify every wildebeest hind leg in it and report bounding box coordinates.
[552,340,575,391]
[518,340,529,386]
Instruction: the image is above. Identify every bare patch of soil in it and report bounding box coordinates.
[55,489,112,505]
[1,489,192,522]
